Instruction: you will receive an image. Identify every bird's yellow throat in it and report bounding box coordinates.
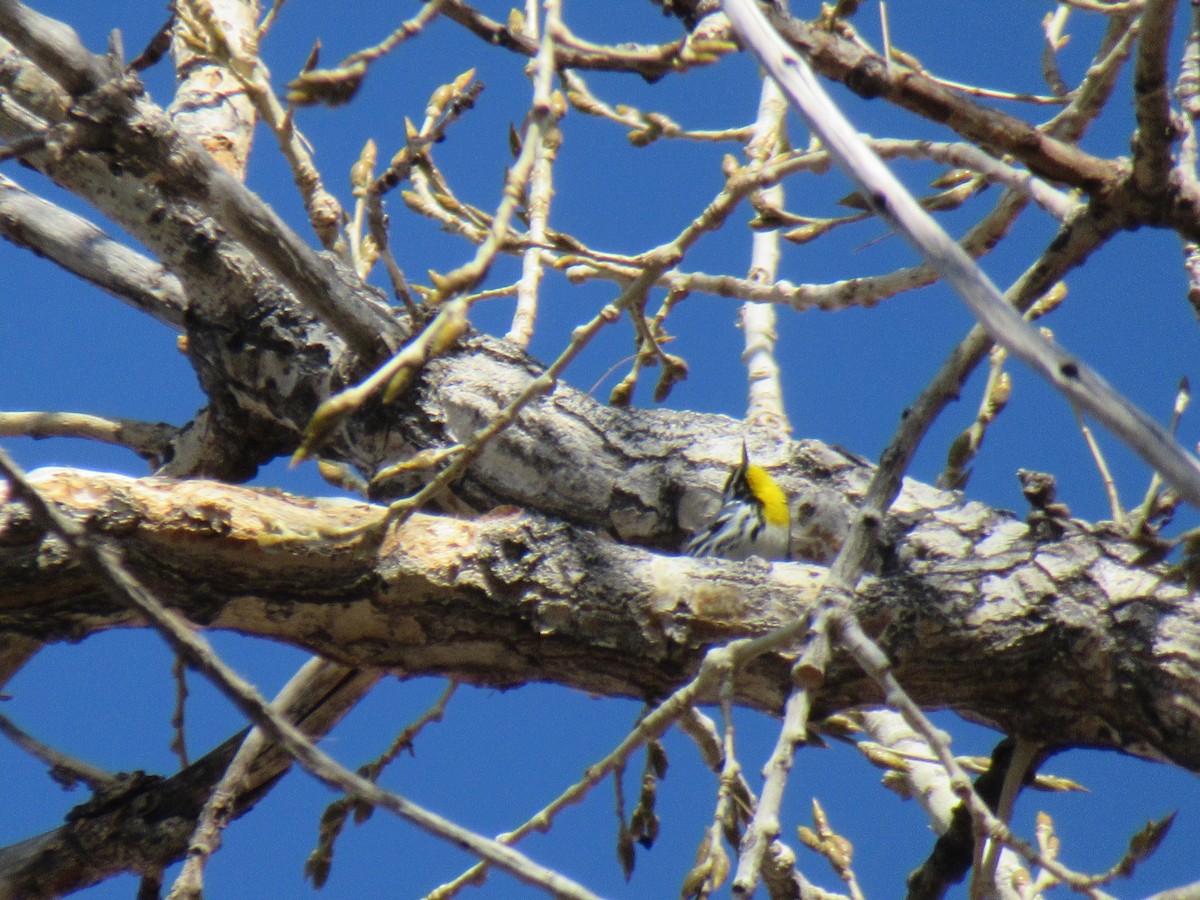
[744,465,790,527]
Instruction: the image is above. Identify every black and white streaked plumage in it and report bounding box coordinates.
[684,444,791,561]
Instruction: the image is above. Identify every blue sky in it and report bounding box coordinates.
[3,1,1200,897]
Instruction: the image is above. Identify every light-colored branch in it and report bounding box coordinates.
[283,0,446,113]
[1057,0,1144,11]
[0,411,178,463]
[170,0,260,181]
[0,5,400,362]
[1041,5,1071,98]
[732,635,821,894]
[0,174,187,329]
[0,0,110,95]
[7,461,1199,892]
[1144,880,1200,900]
[506,0,562,348]
[560,69,754,144]
[1074,406,1125,523]
[294,297,471,465]
[0,711,116,792]
[176,0,357,251]
[679,707,823,900]
[742,76,790,435]
[423,65,557,304]
[2,467,1197,769]
[1042,10,1139,140]
[410,133,1070,313]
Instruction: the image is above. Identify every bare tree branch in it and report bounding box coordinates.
[1130,0,1180,198]
[760,6,1122,190]
[0,412,178,463]
[0,174,187,327]
[2,466,1197,773]
[4,2,1200,895]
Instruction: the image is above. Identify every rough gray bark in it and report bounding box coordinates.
[3,447,1197,770]
[2,2,1199,896]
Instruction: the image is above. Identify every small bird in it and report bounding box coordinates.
[684,442,791,561]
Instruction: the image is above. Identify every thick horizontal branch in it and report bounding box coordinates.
[2,468,1197,772]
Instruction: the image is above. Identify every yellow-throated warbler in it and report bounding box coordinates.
[684,443,791,561]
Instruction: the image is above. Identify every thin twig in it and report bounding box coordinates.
[1073,405,1125,523]
[1130,379,1189,538]
[742,76,791,435]
[440,0,712,81]
[1041,5,1071,98]
[177,0,346,249]
[1041,11,1140,140]
[731,639,821,893]
[294,297,471,466]
[170,654,190,770]
[255,0,286,40]
[0,710,116,791]
[285,0,446,106]
[423,644,730,900]
[410,133,1071,312]
[507,0,563,347]
[0,411,178,465]
[306,680,459,888]
[1056,0,1144,11]
[561,70,753,144]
